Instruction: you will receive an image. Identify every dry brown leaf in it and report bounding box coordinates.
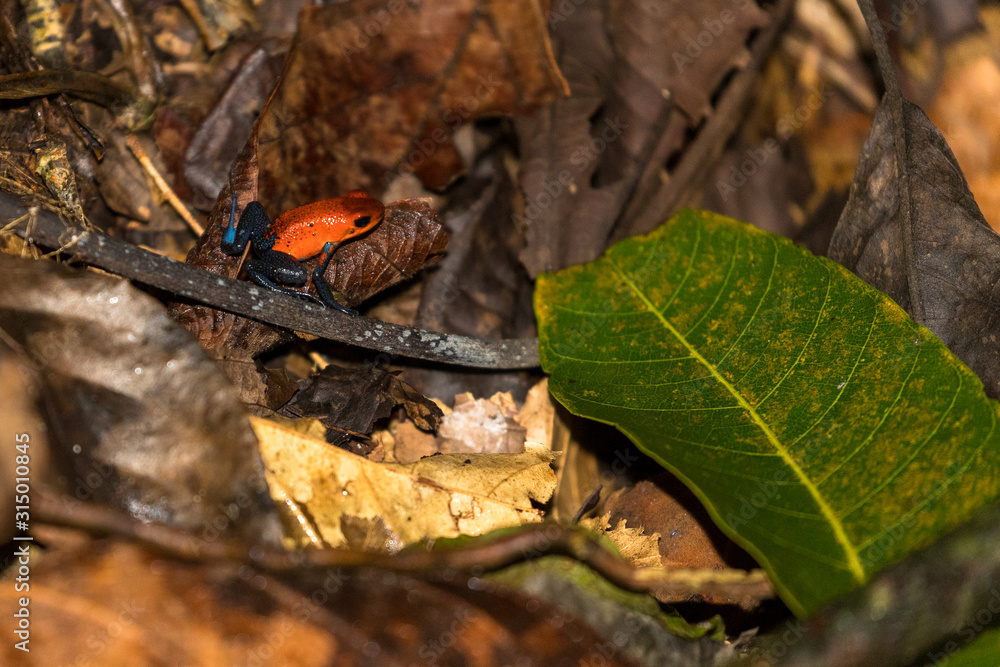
[516,0,771,277]
[604,481,733,572]
[0,532,335,666]
[257,0,567,202]
[2,527,635,666]
[254,416,555,550]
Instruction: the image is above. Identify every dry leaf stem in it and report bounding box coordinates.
[857,0,922,321]
[34,489,770,601]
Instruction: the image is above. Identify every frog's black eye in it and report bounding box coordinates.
[354,215,371,228]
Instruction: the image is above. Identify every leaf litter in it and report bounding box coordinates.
[13,0,1000,663]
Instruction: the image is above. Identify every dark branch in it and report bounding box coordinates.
[2,193,540,369]
[34,489,771,601]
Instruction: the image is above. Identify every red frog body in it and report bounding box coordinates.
[221,189,385,315]
[270,190,384,259]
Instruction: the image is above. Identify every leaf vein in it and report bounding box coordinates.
[612,258,865,584]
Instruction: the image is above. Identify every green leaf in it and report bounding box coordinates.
[936,626,1000,667]
[535,209,1000,616]
[488,556,725,643]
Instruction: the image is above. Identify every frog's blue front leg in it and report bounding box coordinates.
[221,199,277,256]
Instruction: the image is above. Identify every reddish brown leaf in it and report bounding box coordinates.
[255,0,566,200]
[312,198,450,307]
[0,532,639,667]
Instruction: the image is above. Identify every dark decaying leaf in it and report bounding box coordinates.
[516,0,770,277]
[828,99,1000,397]
[389,375,445,431]
[168,142,298,409]
[699,138,815,239]
[283,364,442,452]
[0,256,277,540]
[407,149,538,402]
[0,533,640,667]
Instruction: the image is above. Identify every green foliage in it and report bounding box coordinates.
[933,626,1000,667]
[488,556,724,642]
[535,209,1000,616]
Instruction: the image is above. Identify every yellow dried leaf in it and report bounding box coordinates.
[581,513,662,569]
[253,416,556,550]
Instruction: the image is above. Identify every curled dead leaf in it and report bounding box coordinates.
[0,255,276,539]
[254,416,555,550]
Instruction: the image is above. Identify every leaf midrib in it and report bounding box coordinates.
[612,265,866,585]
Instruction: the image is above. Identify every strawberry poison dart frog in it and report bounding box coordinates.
[221,190,384,315]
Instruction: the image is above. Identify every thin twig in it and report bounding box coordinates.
[178,0,225,51]
[126,135,205,236]
[33,489,772,601]
[0,70,134,106]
